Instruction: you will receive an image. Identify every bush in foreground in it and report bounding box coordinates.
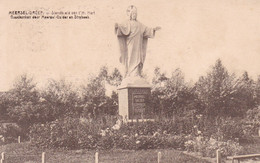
[29,117,188,150]
[184,135,244,158]
[29,116,249,159]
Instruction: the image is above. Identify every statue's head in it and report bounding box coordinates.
[126,5,137,20]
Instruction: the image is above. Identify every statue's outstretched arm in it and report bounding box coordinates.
[153,26,161,31]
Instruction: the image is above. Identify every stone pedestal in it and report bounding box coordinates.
[118,77,154,122]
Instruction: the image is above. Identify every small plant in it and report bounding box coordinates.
[184,136,244,158]
[0,123,23,144]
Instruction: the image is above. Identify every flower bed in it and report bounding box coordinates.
[29,116,249,158]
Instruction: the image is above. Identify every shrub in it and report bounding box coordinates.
[219,118,244,140]
[30,117,104,149]
[0,123,24,144]
[198,117,252,143]
[29,117,189,150]
[119,118,194,137]
[29,115,249,154]
[245,106,260,136]
[184,136,244,158]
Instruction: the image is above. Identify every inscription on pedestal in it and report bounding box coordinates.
[132,94,146,118]
[118,86,153,121]
[128,88,151,119]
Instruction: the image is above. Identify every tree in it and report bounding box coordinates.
[151,67,168,116]
[6,74,41,128]
[233,72,256,114]
[80,66,122,118]
[6,74,82,129]
[255,75,260,106]
[40,79,82,120]
[81,74,106,118]
[152,67,198,118]
[107,68,122,87]
[195,59,250,117]
[102,91,119,115]
[0,92,10,119]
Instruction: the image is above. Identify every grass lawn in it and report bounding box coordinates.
[0,142,211,163]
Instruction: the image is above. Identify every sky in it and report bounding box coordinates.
[0,0,260,91]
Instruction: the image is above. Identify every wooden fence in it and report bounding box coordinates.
[0,151,164,163]
[1,144,260,163]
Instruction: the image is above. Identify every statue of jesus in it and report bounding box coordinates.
[115,5,161,78]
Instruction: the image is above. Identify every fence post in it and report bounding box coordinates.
[95,152,99,163]
[18,136,21,143]
[158,152,161,163]
[1,152,5,163]
[216,149,221,163]
[2,137,4,143]
[42,152,46,163]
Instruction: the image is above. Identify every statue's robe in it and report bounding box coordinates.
[116,20,155,77]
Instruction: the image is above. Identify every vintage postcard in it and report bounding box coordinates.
[0,0,260,162]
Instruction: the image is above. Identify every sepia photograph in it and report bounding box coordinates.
[0,0,260,162]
